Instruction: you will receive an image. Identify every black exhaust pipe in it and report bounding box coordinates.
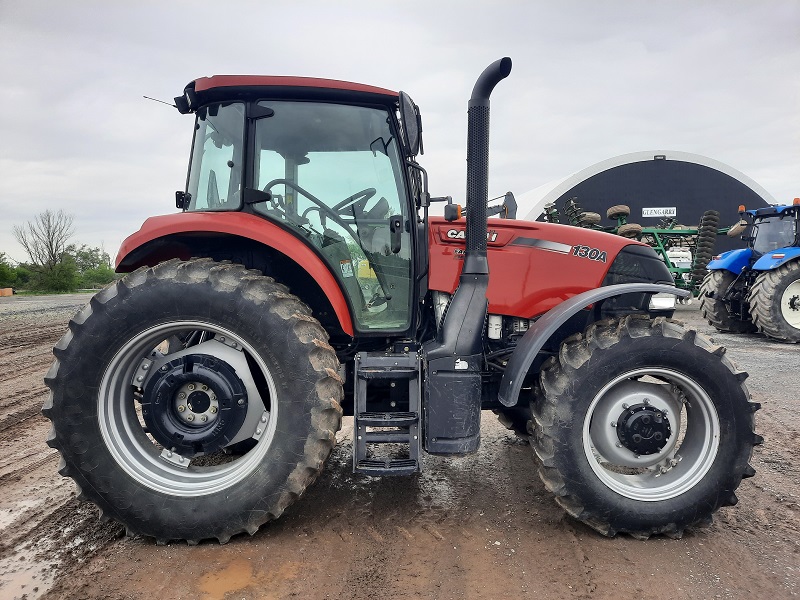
[424,58,512,455]
[464,56,513,276]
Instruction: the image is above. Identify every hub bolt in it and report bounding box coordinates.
[201,415,208,422]
[179,392,186,399]
[202,385,208,391]
[210,406,218,414]
[238,399,244,405]
[187,414,195,422]
[188,384,196,391]
[177,405,186,412]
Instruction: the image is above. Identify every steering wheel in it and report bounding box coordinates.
[332,188,376,215]
[262,179,357,235]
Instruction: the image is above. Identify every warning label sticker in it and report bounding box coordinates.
[340,260,354,278]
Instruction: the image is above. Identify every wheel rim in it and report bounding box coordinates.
[98,320,277,497]
[780,279,800,329]
[582,368,720,501]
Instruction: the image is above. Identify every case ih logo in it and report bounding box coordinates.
[446,229,498,242]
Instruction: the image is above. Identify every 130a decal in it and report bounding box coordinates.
[572,245,607,262]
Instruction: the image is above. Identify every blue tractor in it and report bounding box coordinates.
[700,200,800,342]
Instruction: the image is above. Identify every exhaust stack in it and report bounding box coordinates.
[423,58,512,455]
[464,57,513,276]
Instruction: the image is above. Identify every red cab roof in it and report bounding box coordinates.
[193,75,398,98]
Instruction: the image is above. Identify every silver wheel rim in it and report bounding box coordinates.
[582,368,720,501]
[98,321,277,497]
[780,279,800,329]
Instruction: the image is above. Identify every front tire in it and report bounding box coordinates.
[699,270,757,333]
[531,316,759,538]
[748,260,800,343]
[43,259,343,544]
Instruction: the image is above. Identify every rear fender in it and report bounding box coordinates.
[116,212,355,336]
[497,283,690,408]
[752,247,800,271]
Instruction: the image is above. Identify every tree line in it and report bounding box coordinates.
[1,210,117,292]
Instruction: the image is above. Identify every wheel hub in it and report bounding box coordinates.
[141,353,248,456]
[616,404,672,455]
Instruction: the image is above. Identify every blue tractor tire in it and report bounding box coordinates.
[748,260,800,343]
[699,270,757,333]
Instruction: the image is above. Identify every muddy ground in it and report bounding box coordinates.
[0,294,797,600]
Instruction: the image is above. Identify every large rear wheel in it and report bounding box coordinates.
[43,259,343,544]
[531,316,760,538]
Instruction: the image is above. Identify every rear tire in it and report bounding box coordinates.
[43,259,343,544]
[699,270,757,333]
[531,316,759,538]
[748,260,800,343]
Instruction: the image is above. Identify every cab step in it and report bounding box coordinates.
[353,352,421,476]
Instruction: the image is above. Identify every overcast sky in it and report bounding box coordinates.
[1,0,798,264]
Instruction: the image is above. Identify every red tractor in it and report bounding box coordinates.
[44,59,759,544]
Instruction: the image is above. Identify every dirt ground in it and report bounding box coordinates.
[0,294,797,600]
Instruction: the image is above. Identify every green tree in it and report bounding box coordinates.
[13,210,75,269]
[0,253,17,288]
[31,261,79,292]
[64,244,116,288]
[13,210,78,292]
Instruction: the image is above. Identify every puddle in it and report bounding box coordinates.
[198,559,254,599]
[0,500,40,530]
[0,552,57,600]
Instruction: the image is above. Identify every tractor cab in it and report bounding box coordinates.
[747,204,799,255]
[178,77,421,333]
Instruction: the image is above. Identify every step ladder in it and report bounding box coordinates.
[353,351,421,476]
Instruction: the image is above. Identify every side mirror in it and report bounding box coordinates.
[398,91,422,156]
[176,191,191,210]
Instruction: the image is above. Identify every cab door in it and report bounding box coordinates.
[250,100,413,333]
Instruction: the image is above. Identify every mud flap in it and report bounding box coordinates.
[424,354,482,455]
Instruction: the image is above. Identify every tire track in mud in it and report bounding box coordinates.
[0,297,115,600]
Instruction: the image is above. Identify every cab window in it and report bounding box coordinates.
[252,101,412,332]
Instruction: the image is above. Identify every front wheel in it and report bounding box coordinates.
[699,270,757,333]
[748,261,800,343]
[531,316,760,538]
[43,259,343,544]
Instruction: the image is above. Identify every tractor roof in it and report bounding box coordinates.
[176,75,398,113]
[747,204,798,218]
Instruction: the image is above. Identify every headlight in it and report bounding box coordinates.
[649,293,677,311]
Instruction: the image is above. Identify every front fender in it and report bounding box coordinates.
[752,247,800,271]
[706,248,753,274]
[497,283,690,407]
[116,212,355,336]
